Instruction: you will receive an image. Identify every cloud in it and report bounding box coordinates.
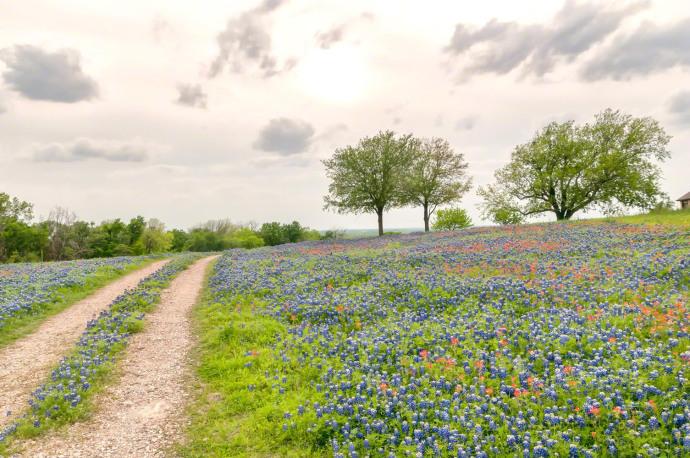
[445,0,647,80]
[315,13,374,49]
[33,138,149,163]
[581,18,690,80]
[253,118,315,155]
[668,91,690,124]
[208,0,294,78]
[176,84,207,109]
[0,45,98,102]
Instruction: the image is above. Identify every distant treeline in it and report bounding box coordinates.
[0,192,333,263]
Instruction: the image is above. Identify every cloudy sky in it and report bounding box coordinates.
[1,0,689,230]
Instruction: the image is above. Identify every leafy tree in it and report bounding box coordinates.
[282,221,304,243]
[170,229,189,252]
[323,130,415,236]
[0,192,34,261]
[88,219,130,257]
[0,192,33,221]
[479,109,671,222]
[66,221,94,259]
[226,228,264,248]
[260,222,287,246]
[432,208,473,231]
[403,137,471,231]
[140,219,172,254]
[127,216,146,245]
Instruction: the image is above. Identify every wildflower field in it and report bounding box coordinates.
[186,222,690,457]
[0,256,153,347]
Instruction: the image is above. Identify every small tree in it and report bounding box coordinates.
[323,131,415,236]
[140,219,172,253]
[432,208,472,231]
[403,137,471,231]
[479,109,671,222]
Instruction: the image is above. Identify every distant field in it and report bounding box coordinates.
[184,220,690,457]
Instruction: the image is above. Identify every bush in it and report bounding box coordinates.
[432,208,472,231]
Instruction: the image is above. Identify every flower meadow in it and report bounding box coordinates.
[195,223,689,457]
[0,254,202,448]
[0,256,150,333]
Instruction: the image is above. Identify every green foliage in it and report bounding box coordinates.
[431,208,473,231]
[170,229,189,252]
[479,109,671,222]
[226,228,265,249]
[402,137,471,231]
[260,222,287,246]
[140,218,172,254]
[323,130,416,236]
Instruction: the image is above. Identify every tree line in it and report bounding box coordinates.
[0,196,325,263]
[323,109,672,233]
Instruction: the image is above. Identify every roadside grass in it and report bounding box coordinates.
[181,289,330,458]
[0,257,161,350]
[0,254,202,456]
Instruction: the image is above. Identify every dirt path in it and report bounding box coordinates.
[19,256,217,458]
[0,259,170,430]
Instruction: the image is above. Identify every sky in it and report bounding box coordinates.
[0,0,689,231]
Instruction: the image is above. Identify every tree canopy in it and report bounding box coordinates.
[323,130,415,235]
[402,137,471,231]
[479,109,671,223]
[432,208,473,231]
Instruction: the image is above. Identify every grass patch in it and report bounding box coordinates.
[593,208,690,227]
[0,257,161,350]
[181,286,328,458]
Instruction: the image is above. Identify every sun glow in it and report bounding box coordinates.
[296,47,368,104]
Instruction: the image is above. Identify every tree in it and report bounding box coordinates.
[479,109,671,222]
[260,222,287,246]
[282,221,303,243]
[0,192,34,261]
[169,229,189,252]
[432,208,473,231]
[140,218,172,254]
[323,131,415,236]
[44,207,77,261]
[127,216,146,245]
[403,137,471,231]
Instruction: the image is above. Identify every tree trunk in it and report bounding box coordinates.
[423,203,430,232]
[377,209,384,236]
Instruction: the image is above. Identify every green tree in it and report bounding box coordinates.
[226,228,264,248]
[323,131,415,236]
[260,222,286,246]
[88,219,130,257]
[432,208,473,231]
[127,216,146,245]
[282,221,303,243]
[66,221,94,259]
[0,192,34,261]
[170,229,189,252]
[403,137,471,232]
[479,109,671,222]
[140,219,172,254]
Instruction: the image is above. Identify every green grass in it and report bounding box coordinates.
[180,284,328,457]
[0,257,161,349]
[592,208,690,227]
